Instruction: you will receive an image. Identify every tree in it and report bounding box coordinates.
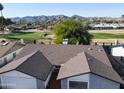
[54,19,92,45]
[0,17,13,26]
[0,3,3,17]
[5,18,14,25]
[0,3,4,32]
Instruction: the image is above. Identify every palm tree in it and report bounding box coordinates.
[0,3,4,33]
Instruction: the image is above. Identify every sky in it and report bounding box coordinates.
[2,3,124,18]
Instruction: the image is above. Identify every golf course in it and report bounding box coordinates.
[89,30,124,44]
[0,32,49,41]
[0,29,124,44]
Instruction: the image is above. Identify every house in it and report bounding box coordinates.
[0,41,25,67]
[93,24,113,30]
[0,44,123,89]
[92,23,124,30]
[57,52,123,89]
[0,51,53,89]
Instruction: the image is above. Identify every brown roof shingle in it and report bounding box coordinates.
[0,42,16,57]
[0,51,36,74]
[0,41,25,57]
[0,51,53,81]
[57,52,124,84]
[0,44,122,84]
[14,44,112,67]
[57,52,90,80]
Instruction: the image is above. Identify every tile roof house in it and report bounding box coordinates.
[0,44,123,89]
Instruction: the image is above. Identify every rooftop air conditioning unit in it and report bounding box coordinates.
[20,39,25,44]
[62,39,68,45]
[2,42,9,46]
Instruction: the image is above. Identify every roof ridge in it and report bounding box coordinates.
[83,52,92,73]
[15,50,41,69]
[0,51,37,74]
[15,50,37,61]
[63,51,87,64]
[57,52,90,79]
[0,41,17,57]
[85,52,113,68]
[85,52,124,84]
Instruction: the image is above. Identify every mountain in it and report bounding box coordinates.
[11,15,70,23]
[10,15,90,23]
[71,15,86,20]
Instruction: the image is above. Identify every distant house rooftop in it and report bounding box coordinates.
[93,23,124,29]
[0,41,25,58]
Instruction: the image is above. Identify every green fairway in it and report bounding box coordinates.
[1,32,124,43]
[0,32,46,41]
[91,33,124,39]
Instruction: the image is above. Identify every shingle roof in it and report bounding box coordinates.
[0,51,36,74]
[14,44,112,67]
[86,53,124,84]
[57,52,90,79]
[0,42,16,57]
[4,43,25,56]
[0,50,53,81]
[0,41,24,57]
[0,44,123,84]
[57,52,124,84]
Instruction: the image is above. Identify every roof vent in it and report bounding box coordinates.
[20,39,25,44]
[62,39,68,45]
[2,40,9,46]
[87,58,90,60]
[87,58,93,62]
[88,47,92,50]
[98,49,103,52]
[61,64,64,66]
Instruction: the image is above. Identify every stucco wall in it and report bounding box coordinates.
[36,67,54,89]
[61,74,90,89]
[0,70,45,89]
[89,74,120,89]
[36,79,45,89]
[0,47,23,67]
[60,73,120,89]
[61,79,68,89]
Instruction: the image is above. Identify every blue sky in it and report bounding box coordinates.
[2,3,124,18]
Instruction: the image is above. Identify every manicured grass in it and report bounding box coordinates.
[91,33,124,39]
[0,32,47,41]
[1,31,124,43]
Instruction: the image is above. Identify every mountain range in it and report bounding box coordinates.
[10,15,87,23]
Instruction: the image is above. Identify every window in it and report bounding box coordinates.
[69,81,88,89]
